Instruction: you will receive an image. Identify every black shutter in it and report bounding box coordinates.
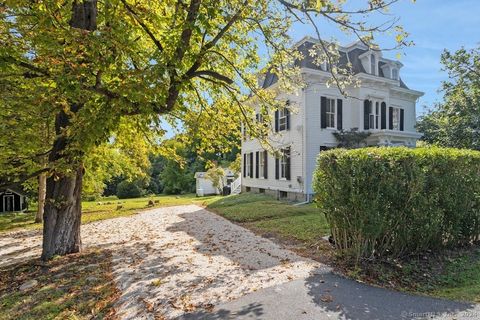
[337,99,343,130]
[285,148,291,181]
[275,156,279,180]
[400,109,404,131]
[243,153,246,177]
[389,107,393,130]
[263,150,268,179]
[274,110,279,132]
[321,96,327,129]
[381,102,386,129]
[255,151,259,178]
[286,108,290,130]
[364,100,370,130]
[249,153,253,178]
[255,113,259,122]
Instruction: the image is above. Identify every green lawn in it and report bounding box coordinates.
[206,193,330,245]
[0,194,221,233]
[207,193,480,303]
[2,192,479,304]
[423,248,480,303]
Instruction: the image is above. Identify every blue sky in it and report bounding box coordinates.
[164,1,479,137]
[289,0,480,115]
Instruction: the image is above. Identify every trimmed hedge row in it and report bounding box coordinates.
[313,147,480,262]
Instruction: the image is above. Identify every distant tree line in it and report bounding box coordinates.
[101,138,239,199]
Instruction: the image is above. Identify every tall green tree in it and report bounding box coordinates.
[417,46,480,150]
[1,0,411,260]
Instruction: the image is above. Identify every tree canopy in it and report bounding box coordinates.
[0,0,413,259]
[417,46,480,150]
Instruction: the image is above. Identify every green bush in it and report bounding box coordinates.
[313,147,480,262]
[116,180,144,199]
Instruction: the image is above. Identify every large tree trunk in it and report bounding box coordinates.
[41,0,97,261]
[42,165,83,260]
[41,105,84,261]
[35,172,46,223]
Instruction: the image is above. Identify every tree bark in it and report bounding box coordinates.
[41,104,84,260]
[41,165,83,260]
[35,172,46,223]
[41,0,97,261]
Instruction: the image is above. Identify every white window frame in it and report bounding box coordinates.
[325,98,336,129]
[392,107,401,130]
[368,100,384,129]
[280,148,289,180]
[321,61,330,72]
[368,102,375,129]
[245,154,251,177]
[259,151,266,179]
[392,68,398,80]
[278,107,287,131]
[257,112,263,123]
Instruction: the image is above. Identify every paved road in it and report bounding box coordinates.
[181,270,479,320]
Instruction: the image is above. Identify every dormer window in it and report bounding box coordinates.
[370,55,376,75]
[321,61,330,72]
[392,68,398,80]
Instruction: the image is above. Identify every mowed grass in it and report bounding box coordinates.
[208,193,480,303]
[424,248,480,303]
[0,194,221,233]
[206,193,330,245]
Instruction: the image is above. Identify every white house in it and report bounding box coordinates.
[241,37,424,201]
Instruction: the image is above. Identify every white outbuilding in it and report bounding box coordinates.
[194,172,219,196]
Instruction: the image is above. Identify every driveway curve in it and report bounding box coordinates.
[1,204,479,320]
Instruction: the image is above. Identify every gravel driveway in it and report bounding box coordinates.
[0,205,325,319]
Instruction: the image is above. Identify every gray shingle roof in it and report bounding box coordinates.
[261,39,410,89]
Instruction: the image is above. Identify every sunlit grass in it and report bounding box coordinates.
[0,194,221,233]
[206,193,330,245]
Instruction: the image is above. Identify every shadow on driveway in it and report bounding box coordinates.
[180,268,478,320]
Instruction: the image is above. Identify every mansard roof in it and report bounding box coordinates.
[261,38,410,90]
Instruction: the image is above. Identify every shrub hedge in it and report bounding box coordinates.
[313,147,480,262]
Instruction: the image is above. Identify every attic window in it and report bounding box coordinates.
[370,55,376,75]
[322,61,330,72]
[392,68,398,80]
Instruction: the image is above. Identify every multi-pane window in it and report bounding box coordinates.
[326,98,336,128]
[245,154,251,177]
[321,61,330,72]
[279,108,287,131]
[256,112,264,123]
[392,107,401,130]
[368,102,375,129]
[392,68,398,80]
[280,148,290,179]
[367,100,383,129]
[259,151,266,178]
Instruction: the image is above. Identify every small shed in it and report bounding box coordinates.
[195,169,238,197]
[194,172,219,196]
[0,189,27,213]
